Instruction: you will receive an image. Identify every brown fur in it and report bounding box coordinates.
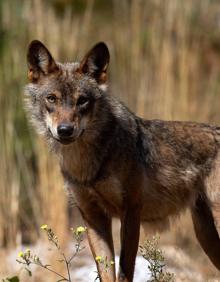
[25,40,220,281]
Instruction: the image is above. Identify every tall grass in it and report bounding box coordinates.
[1,0,220,248]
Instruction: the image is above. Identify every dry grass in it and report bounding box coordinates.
[1,0,220,279]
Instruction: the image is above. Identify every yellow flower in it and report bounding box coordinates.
[40,224,48,230]
[95,256,103,263]
[110,260,115,265]
[18,251,24,258]
[76,226,87,233]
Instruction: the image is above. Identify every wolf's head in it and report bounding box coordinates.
[25,40,110,145]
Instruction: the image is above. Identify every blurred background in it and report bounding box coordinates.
[1,0,220,281]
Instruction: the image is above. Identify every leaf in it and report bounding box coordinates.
[25,267,32,277]
[94,271,100,281]
[5,276,20,282]
[57,259,64,263]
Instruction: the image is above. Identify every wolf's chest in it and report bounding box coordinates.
[89,176,123,216]
[60,144,102,184]
[60,144,124,216]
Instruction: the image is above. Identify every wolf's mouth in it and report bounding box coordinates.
[48,128,84,145]
[47,128,74,144]
[56,137,75,145]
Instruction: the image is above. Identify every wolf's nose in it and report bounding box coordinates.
[57,124,74,138]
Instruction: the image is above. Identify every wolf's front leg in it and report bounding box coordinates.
[118,206,141,282]
[79,204,116,282]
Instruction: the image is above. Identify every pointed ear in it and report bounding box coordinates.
[27,40,58,82]
[79,42,110,84]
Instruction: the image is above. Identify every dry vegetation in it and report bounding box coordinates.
[1,0,220,280]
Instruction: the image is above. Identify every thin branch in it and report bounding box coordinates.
[68,243,85,265]
[34,262,68,281]
[61,252,71,282]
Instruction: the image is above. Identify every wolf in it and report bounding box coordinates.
[25,40,220,281]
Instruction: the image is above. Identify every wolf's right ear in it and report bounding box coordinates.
[27,40,58,82]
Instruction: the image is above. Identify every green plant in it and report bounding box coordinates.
[5,229,176,282]
[94,256,115,281]
[16,225,87,282]
[140,236,174,282]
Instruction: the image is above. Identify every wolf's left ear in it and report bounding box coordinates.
[27,40,58,82]
[79,42,110,85]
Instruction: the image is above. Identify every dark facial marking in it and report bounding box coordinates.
[45,103,55,114]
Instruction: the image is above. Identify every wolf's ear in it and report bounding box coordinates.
[79,42,110,85]
[27,40,58,82]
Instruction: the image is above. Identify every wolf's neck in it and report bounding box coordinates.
[57,139,101,185]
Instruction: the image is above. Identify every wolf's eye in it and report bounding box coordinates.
[46,95,57,103]
[77,96,88,106]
